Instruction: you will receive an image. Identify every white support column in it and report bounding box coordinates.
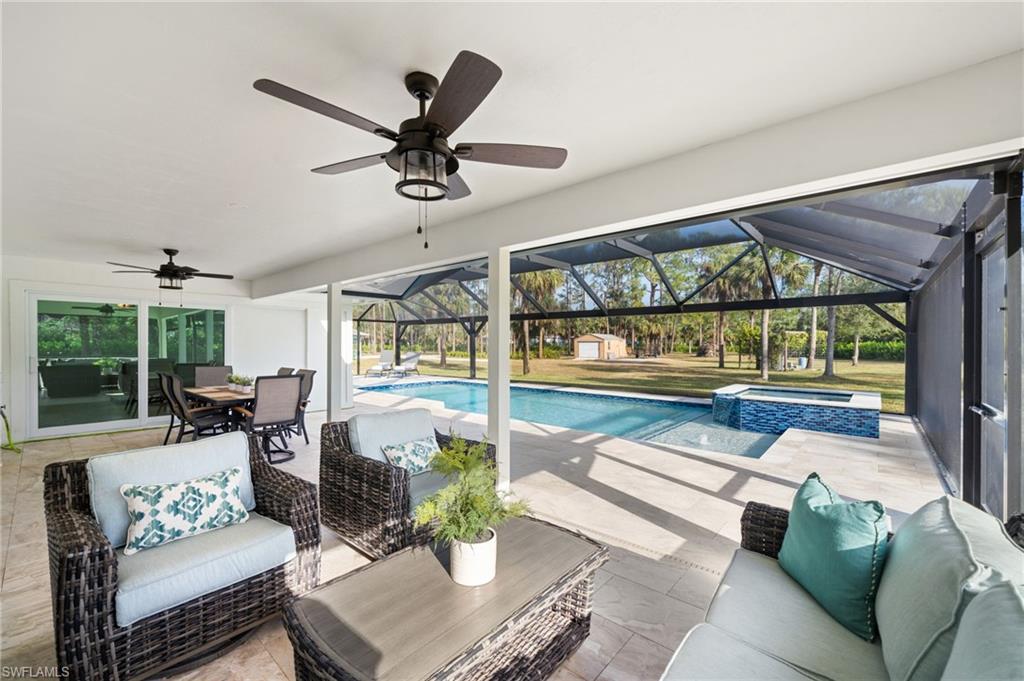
[327,283,354,421]
[487,246,512,490]
[176,311,188,363]
[204,309,215,363]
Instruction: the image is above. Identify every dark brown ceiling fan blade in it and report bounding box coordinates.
[447,173,471,200]
[110,270,155,274]
[312,153,388,175]
[253,79,398,140]
[107,261,158,271]
[454,143,567,169]
[189,272,235,280]
[425,51,501,137]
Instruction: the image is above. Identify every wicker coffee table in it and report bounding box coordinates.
[283,517,607,680]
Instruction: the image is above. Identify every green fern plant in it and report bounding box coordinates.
[413,435,528,544]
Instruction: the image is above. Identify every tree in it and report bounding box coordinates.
[807,262,823,369]
[823,267,845,377]
[514,270,564,374]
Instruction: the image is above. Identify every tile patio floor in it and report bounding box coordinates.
[0,387,945,680]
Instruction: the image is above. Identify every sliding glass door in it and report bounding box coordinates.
[146,307,226,417]
[34,298,140,431]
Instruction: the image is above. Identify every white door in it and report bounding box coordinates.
[578,342,599,359]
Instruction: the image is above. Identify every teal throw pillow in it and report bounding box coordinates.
[381,435,440,475]
[778,473,889,640]
[120,467,250,555]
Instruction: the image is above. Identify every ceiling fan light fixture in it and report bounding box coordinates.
[158,276,183,291]
[395,148,448,201]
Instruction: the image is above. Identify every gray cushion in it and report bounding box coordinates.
[348,409,435,463]
[706,549,888,681]
[87,431,255,547]
[941,581,1024,681]
[115,512,295,627]
[409,471,450,510]
[661,624,820,681]
[875,496,1024,681]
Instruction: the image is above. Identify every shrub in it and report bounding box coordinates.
[832,340,905,361]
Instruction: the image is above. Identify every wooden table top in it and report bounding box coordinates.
[286,517,604,681]
[183,386,253,406]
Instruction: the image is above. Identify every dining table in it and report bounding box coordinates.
[183,385,255,408]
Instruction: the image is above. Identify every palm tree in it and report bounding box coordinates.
[515,270,564,374]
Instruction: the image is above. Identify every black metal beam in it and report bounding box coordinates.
[762,237,916,289]
[358,290,908,326]
[747,215,935,268]
[510,277,549,316]
[457,281,488,310]
[569,266,607,314]
[611,238,682,305]
[680,243,759,305]
[355,303,376,322]
[420,290,471,334]
[867,303,907,333]
[759,243,780,299]
[812,200,954,237]
[904,295,918,416]
[962,212,981,507]
[402,269,461,299]
[395,300,426,323]
[731,219,764,244]
[343,289,404,301]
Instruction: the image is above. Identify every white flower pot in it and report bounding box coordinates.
[227,384,239,392]
[242,385,253,394]
[450,528,497,587]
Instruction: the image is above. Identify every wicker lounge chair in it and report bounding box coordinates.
[320,414,495,559]
[44,433,321,680]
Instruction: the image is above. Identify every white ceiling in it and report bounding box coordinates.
[3,2,1021,281]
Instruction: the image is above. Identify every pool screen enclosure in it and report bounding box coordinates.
[347,154,1024,520]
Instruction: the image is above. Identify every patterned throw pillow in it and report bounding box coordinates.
[381,435,440,475]
[120,467,250,555]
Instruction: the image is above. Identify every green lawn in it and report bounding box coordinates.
[403,352,906,413]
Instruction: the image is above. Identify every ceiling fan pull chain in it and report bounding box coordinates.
[423,193,429,249]
[416,194,423,235]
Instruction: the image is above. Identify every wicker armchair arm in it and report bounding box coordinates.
[250,460,320,552]
[740,501,790,559]
[46,509,118,632]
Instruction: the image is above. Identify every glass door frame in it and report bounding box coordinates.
[140,304,231,427]
[27,291,146,438]
[26,292,233,438]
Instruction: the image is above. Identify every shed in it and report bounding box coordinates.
[574,333,627,360]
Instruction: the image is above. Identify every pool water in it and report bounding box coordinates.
[362,381,777,458]
[739,388,853,403]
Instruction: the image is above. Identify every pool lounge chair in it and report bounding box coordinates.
[365,362,392,377]
[394,353,421,376]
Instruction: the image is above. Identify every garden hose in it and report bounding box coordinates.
[0,405,21,453]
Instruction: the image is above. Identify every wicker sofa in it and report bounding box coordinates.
[320,409,496,559]
[43,432,321,680]
[661,499,1023,681]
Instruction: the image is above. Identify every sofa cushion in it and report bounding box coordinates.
[115,512,295,627]
[661,623,820,681]
[778,473,889,640]
[706,549,889,681]
[120,467,250,555]
[940,581,1024,681]
[409,471,450,510]
[348,409,435,463]
[88,432,255,547]
[875,496,1024,681]
[381,434,440,475]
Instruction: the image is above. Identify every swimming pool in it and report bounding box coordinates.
[361,381,777,457]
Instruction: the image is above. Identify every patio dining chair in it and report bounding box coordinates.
[235,375,303,464]
[194,364,233,387]
[277,367,295,375]
[159,372,232,444]
[293,368,317,445]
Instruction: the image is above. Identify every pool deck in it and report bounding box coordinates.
[1,377,947,680]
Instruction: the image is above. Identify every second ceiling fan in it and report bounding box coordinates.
[254,50,567,203]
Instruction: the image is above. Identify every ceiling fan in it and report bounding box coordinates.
[253,50,568,204]
[71,303,135,316]
[107,249,234,290]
